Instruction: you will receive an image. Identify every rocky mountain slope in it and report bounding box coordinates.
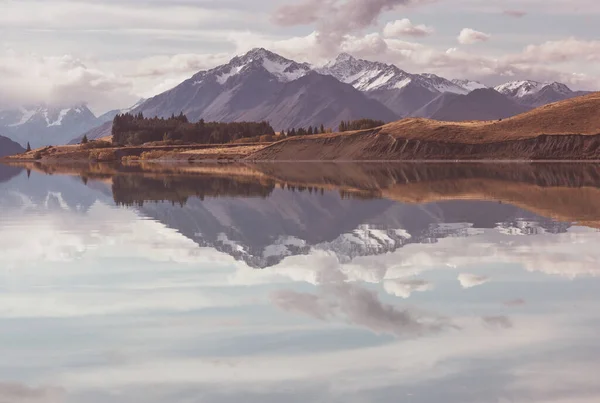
[318,53,471,117]
[427,88,531,121]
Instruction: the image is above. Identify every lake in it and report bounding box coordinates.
[0,162,599,402]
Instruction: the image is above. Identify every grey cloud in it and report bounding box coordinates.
[482,316,513,329]
[0,382,65,403]
[503,10,527,18]
[504,298,526,307]
[273,0,433,54]
[271,282,455,337]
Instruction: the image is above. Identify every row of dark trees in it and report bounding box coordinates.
[282,124,331,137]
[281,118,384,137]
[339,119,386,132]
[111,112,387,146]
[112,113,275,146]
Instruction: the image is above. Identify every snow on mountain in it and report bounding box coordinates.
[452,79,488,92]
[202,48,312,86]
[494,80,586,108]
[0,104,100,147]
[494,80,574,99]
[319,54,470,95]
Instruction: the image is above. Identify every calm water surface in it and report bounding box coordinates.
[0,162,599,402]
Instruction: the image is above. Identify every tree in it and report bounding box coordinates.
[307,126,314,135]
[26,142,31,152]
[320,124,325,134]
[339,121,346,132]
[81,135,89,144]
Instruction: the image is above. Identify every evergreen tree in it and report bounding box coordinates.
[307,126,314,135]
[320,124,325,134]
[339,121,346,132]
[81,135,88,144]
[26,142,31,152]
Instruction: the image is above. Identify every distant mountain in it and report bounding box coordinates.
[494,80,590,108]
[318,53,471,116]
[412,92,462,118]
[0,105,100,148]
[0,134,25,157]
[68,99,146,145]
[134,49,397,130]
[452,79,488,92]
[428,88,531,121]
[69,121,113,145]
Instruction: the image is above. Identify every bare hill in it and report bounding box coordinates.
[248,92,600,161]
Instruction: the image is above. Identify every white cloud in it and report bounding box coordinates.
[383,19,435,38]
[458,28,491,45]
[0,50,135,112]
[383,278,434,298]
[458,273,491,289]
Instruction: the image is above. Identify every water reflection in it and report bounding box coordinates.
[0,162,599,402]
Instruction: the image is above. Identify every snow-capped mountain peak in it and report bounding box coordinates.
[0,104,99,147]
[494,80,544,98]
[495,80,574,99]
[208,48,312,85]
[418,73,469,94]
[321,54,477,95]
[452,79,488,92]
[319,53,414,91]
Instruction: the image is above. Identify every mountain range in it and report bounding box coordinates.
[125,50,594,134]
[0,48,593,149]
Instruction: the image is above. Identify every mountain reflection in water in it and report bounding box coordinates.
[0,162,599,403]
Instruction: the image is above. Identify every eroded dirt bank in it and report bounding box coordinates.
[248,131,600,161]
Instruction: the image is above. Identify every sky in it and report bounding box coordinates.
[0,0,599,114]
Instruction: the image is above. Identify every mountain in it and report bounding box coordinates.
[318,53,472,116]
[452,79,488,92]
[412,92,462,118]
[133,49,397,130]
[0,105,100,148]
[0,134,25,157]
[494,80,590,108]
[68,99,146,145]
[427,88,531,121]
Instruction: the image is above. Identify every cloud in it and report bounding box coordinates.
[0,382,64,403]
[504,298,526,307]
[503,10,527,18]
[272,0,434,54]
[482,316,513,329]
[271,282,454,337]
[458,274,490,289]
[383,279,433,298]
[383,19,435,37]
[507,38,600,63]
[0,50,136,112]
[458,28,491,45]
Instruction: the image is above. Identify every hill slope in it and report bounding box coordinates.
[0,134,26,157]
[248,92,600,161]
